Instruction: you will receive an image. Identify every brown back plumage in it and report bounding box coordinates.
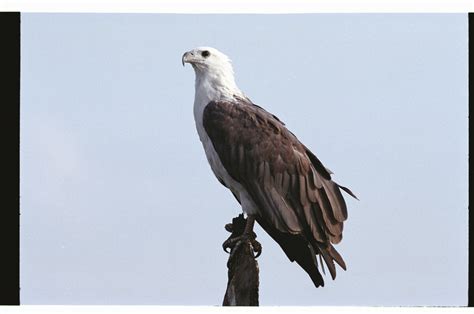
[203,97,356,287]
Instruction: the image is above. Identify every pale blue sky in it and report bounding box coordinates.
[20,14,468,305]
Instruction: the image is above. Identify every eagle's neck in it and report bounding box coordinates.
[194,69,241,103]
[193,70,242,127]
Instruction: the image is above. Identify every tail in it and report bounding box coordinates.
[315,242,346,281]
[296,242,346,288]
[295,245,325,287]
[255,216,346,288]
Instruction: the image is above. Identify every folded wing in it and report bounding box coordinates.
[203,98,356,286]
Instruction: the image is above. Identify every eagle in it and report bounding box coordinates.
[182,47,357,287]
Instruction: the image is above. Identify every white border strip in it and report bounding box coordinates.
[0,0,473,13]
[0,306,472,314]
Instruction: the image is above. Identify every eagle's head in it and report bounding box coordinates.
[182,47,235,79]
[183,47,243,101]
[182,47,232,70]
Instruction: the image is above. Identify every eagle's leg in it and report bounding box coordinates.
[223,214,262,258]
[244,215,256,234]
[243,215,262,257]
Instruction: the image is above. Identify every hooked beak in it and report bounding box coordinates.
[182,51,193,67]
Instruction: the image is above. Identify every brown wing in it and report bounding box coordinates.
[203,98,356,286]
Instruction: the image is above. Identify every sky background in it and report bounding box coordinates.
[20,14,468,306]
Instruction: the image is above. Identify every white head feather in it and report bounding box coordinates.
[182,47,244,104]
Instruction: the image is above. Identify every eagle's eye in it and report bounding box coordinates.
[201,50,210,58]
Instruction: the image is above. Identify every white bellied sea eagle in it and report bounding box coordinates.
[182,47,357,287]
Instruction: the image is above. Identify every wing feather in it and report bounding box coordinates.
[281,171,291,196]
[321,179,348,222]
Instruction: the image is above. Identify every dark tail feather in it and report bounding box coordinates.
[256,218,325,288]
[329,244,346,270]
[298,245,324,287]
[337,183,359,200]
[318,245,337,280]
[316,243,346,280]
[319,253,326,275]
[297,258,324,287]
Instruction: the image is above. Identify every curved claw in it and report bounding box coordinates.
[222,232,262,258]
[222,237,235,254]
[250,239,262,258]
[224,223,233,233]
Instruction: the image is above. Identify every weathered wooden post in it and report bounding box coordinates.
[222,214,260,306]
